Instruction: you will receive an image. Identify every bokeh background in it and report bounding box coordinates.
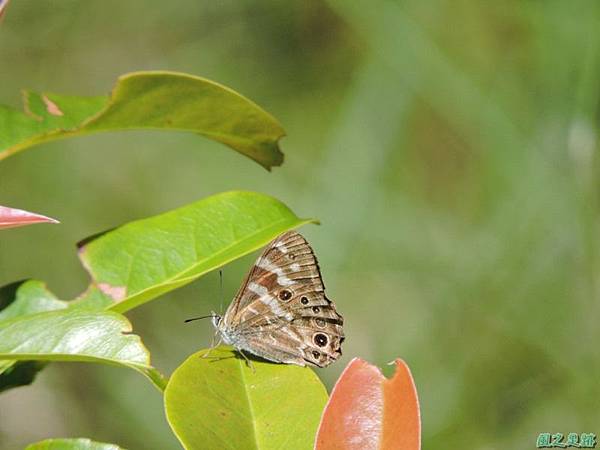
[1,1,600,448]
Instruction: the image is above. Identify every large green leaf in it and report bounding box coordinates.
[0,71,285,170]
[25,438,125,450]
[0,280,107,383]
[164,347,329,450]
[0,280,68,388]
[0,309,166,391]
[0,192,313,394]
[0,279,67,322]
[77,191,315,313]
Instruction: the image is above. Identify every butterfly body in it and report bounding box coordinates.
[212,231,344,368]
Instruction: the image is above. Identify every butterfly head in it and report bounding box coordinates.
[211,312,222,329]
[211,311,235,345]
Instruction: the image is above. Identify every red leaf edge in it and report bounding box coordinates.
[314,357,421,450]
[0,205,59,230]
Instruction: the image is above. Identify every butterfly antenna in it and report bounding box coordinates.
[184,315,213,323]
[219,269,224,315]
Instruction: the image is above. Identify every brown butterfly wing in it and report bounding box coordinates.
[222,231,344,367]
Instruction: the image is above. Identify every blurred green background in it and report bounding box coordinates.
[1,1,600,449]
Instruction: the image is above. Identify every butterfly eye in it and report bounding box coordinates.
[314,333,328,347]
[300,296,309,305]
[312,306,320,313]
[312,350,321,358]
[287,253,296,260]
[278,289,292,301]
[315,318,326,328]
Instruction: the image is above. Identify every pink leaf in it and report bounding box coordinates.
[0,205,59,230]
[315,358,421,450]
[42,94,64,116]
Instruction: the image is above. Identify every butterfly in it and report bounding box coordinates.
[0,0,9,19]
[208,231,344,368]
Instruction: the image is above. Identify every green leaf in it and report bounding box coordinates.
[164,347,328,450]
[0,280,67,322]
[25,438,125,450]
[0,71,285,170]
[0,280,23,313]
[0,361,46,394]
[0,280,69,387]
[0,309,166,391]
[0,192,312,394]
[77,191,316,313]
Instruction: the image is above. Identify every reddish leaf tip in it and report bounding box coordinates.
[98,283,127,301]
[382,359,421,450]
[42,95,64,116]
[315,357,421,450]
[0,206,59,230]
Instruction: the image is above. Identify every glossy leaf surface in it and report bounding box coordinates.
[0,280,67,322]
[0,192,312,393]
[78,191,315,313]
[0,309,165,390]
[165,347,328,450]
[0,280,68,389]
[25,438,125,450]
[0,71,285,169]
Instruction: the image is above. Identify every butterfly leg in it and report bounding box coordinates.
[201,333,222,360]
[238,349,255,373]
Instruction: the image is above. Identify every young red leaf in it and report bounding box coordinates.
[315,358,421,450]
[0,206,59,230]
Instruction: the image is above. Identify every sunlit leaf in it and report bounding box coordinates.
[0,205,58,230]
[315,358,421,450]
[0,71,285,170]
[0,280,68,387]
[77,190,315,313]
[25,438,125,450]
[164,347,328,450]
[0,191,312,394]
[0,280,67,322]
[0,309,166,391]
